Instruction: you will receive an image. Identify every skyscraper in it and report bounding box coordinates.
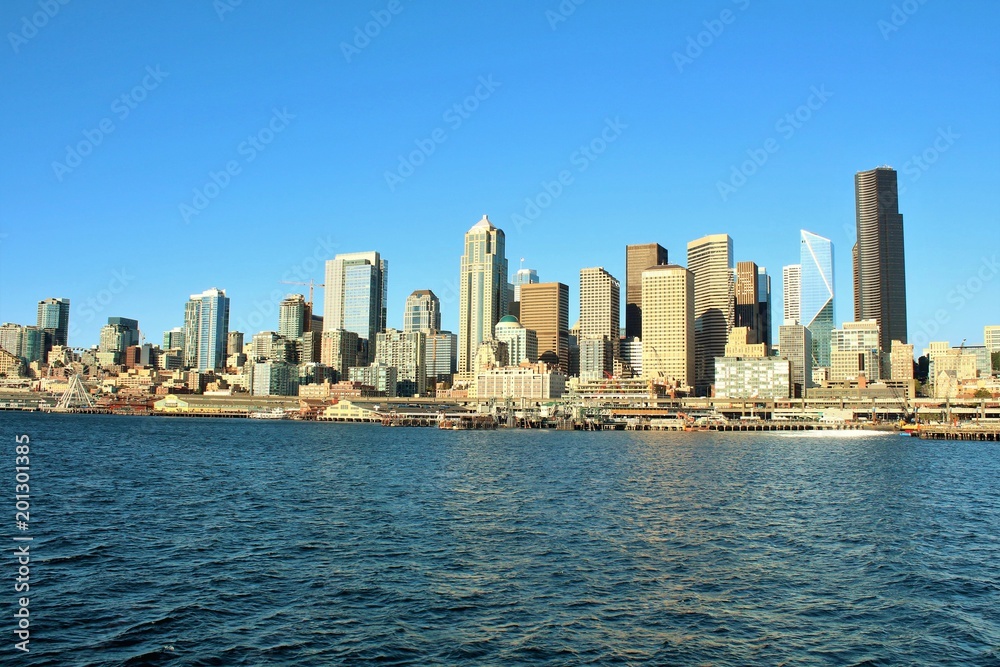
[579,267,621,376]
[734,261,761,344]
[757,266,772,349]
[458,215,508,373]
[184,288,230,371]
[278,294,308,339]
[403,290,441,333]
[782,264,801,325]
[375,328,426,397]
[800,230,835,368]
[163,327,185,351]
[37,297,70,347]
[625,243,668,339]
[519,282,569,373]
[510,267,539,320]
[641,265,695,391]
[687,234,733,396]
[779,323,812,396]
[854,167,908,366]
[324,251,388,365]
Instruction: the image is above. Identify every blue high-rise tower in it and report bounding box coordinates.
[800,230,835,368]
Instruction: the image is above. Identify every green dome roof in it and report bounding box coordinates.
[497,315,520,325]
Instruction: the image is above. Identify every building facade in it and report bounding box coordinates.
[494,316,538,366]
[687,234,733,395]
[519,282,569,373]
[458,215,508,373]
[778,323,812,396]
[800,230,835,369]
[625,243,668,339]
[714,358,791,400]
[324,251,387,365]
[403,290,441,333]
[641,265,695,391]
[782,264,801,325]
[830,319,881,383]
[184,288,230,371]
[375,328,426,396]
[579,266,620,375]
[475,362,567,400]
[890,340,914,380]
[320,329,360,381]
[37,297,70,347]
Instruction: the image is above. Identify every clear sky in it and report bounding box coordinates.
[1,0,997,353]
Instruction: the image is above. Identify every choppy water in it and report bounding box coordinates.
[3,413,999,665]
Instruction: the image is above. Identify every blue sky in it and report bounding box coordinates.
[1,0,997,352]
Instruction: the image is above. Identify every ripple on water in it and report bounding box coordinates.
[10,414,1000,666]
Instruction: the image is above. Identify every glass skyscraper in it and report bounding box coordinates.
[184,288,230,371]
[458,215,508,373]
[323,251,388,366]
[37,297,70,347]
[800,230,835,368]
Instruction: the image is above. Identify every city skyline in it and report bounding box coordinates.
[1,3,997,350]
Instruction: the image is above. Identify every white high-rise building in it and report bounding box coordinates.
[782,264,801,325]
[641,265,695,391]
[985,326,1000,354]
[375,328,426,397]
[458,215,508,373]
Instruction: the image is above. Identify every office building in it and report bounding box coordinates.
[714,358,791,400]
[985,326,1000,354]
[458,215,509,373]
[890,340,914,380]
[349,363,398,397]
[403,290,441,333]
[688,234,733,395]
[800,230,835,368]
[579,337,615,381]
[579,267,621,375]
[854,167,908,365]
[519,282,569,373]
[227,331,244,356]
[163,327,185,351]
[375,328,426,396]
[324,251,388,365]
[278,294,309,339]
[830,319,881,383]
[782,264,801,325]
[625,243,668,339]
[251,360,299,396]
[735,261,769,347]
[320,329,360,381]
[37,297,70,347]
[641,265,695,391]
[425,331,457,385]
[476,362,567,400]
[184,288,230,371]
[494,316,538,366]
[724,327,767,358]
[778,323,812,396]
[620,337,642,377]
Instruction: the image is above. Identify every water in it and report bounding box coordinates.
[4,413,999,665]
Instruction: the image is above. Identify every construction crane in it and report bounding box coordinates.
[280,279,325,306]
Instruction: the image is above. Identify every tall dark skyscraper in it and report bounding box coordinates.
[37,297,70,347]
[853,167,907,364]
[625,243,668,339]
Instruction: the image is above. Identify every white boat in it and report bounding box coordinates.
[249,408,288,420]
